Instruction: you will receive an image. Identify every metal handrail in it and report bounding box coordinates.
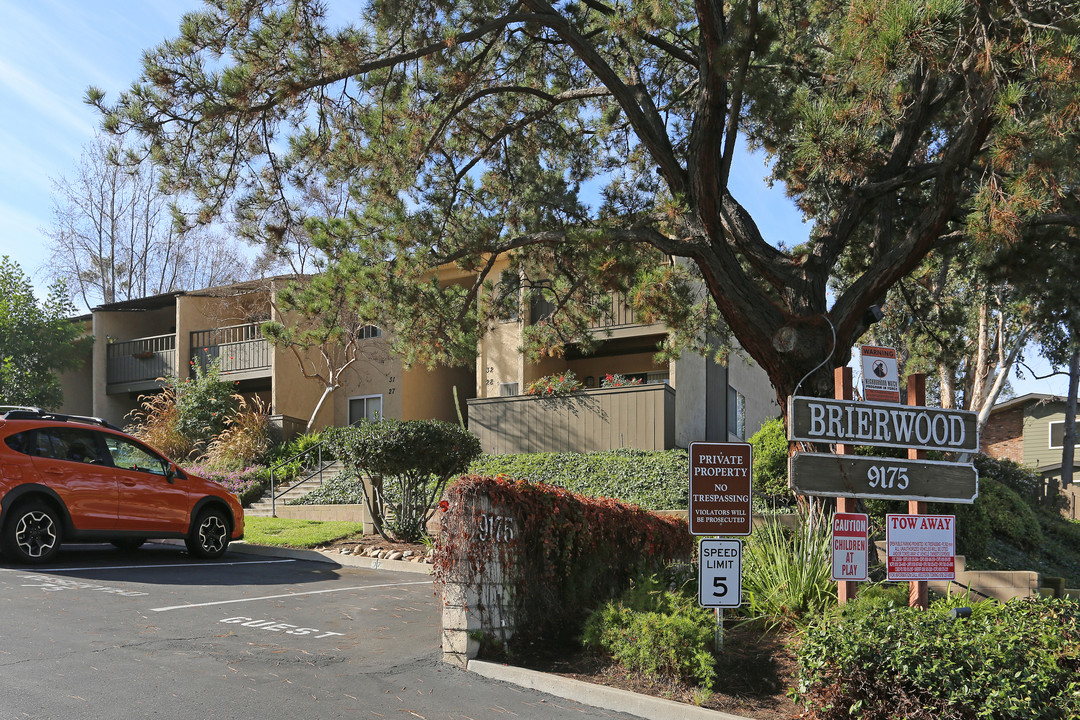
[268,440,335,517]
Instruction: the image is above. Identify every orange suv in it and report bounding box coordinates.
[0,407,244,564]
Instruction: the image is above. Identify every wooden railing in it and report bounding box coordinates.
[530,290,641,329]
[467,383,676,454]
[106,334,178,390]
[190,323,271,376]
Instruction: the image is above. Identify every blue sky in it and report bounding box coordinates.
[0,0,1070,398]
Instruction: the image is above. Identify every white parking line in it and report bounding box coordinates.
[0,559,297,573]
[150,580,432,612]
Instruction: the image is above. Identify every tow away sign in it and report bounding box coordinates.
[886,514,956,581]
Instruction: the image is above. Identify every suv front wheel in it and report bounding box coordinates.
[4,501,62,564]
[186,507,230,559]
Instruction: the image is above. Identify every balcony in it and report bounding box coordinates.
[106,323,271,395]
[530,290,664,340]
[106,334,178,394]
[190,323,271,381]
[467,383,676,455]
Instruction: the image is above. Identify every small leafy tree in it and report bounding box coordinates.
[0,255,90,408]
[173,359,239,452]
[127,358,240,460]
[324,420,482,542]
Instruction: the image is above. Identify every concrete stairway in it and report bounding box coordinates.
[245,461,347,517]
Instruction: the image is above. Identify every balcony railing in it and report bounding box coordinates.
[190,323,271,378]
[530,290,644,330]
[106,334,178,393]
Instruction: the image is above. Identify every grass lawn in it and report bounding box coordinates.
[243,517,365,548]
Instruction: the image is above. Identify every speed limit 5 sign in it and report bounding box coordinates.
[698,539,742,608]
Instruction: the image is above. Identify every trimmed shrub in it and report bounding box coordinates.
[323,419,482,541]
[583,573,716,687]
[975,454,1041,499]
[977,477,1042,551]
[795,596,1080,720]
[434,475,692,652]
[469,448,689,510]
[748,417,789,499]
[173,359,239,451]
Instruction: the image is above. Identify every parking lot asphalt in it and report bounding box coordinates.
[0,541,746,720]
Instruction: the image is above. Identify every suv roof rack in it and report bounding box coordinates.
[0,407,122,431]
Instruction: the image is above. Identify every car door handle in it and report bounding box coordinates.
[120,479,138,487]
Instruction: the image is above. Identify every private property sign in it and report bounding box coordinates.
[688,442,752,536]
[886,514,956,581]
[832,513,869,581]
[788,396,979,453]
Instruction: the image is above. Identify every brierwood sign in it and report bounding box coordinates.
[788,396,979,453]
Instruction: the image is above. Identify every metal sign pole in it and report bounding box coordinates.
[715,608,724,652]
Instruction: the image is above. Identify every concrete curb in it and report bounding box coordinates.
[228,542,435,575]
[468,660,753,720]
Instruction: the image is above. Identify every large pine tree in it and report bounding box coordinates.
[93,0,1080,406]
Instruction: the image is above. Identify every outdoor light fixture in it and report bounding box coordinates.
[949,607,973,619]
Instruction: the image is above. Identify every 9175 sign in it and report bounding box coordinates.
[789,453,978,504]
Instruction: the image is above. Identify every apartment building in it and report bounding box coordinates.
[467,260,779,454]
[59,277,473,436]
[59,264,779,452]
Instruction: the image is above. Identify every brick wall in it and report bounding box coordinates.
[982,405,1025,462]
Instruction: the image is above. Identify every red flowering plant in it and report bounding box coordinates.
[524,370,582,396]
[433,475,691,655]
[600,372,644,388]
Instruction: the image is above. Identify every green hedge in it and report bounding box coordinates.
[795,596,1080,719]
[468,448,689,510]
[286,473,365,505]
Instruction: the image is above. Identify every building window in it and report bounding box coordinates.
[728,387,746,440]
[360,326,381,340]
[349,395,383,424]
[646,371,670,384]
[499,382,519,397]
[1049,421,1080,449]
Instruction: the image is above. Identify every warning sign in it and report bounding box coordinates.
[886,514,956,581]
[860,345,901,403]
[831,512,868,581]
[688,442,752,536]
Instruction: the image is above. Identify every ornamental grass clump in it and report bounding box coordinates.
[742,510,835,628]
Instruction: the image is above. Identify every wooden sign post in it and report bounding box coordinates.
[834,367,857,604]
[907,374,929,609]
